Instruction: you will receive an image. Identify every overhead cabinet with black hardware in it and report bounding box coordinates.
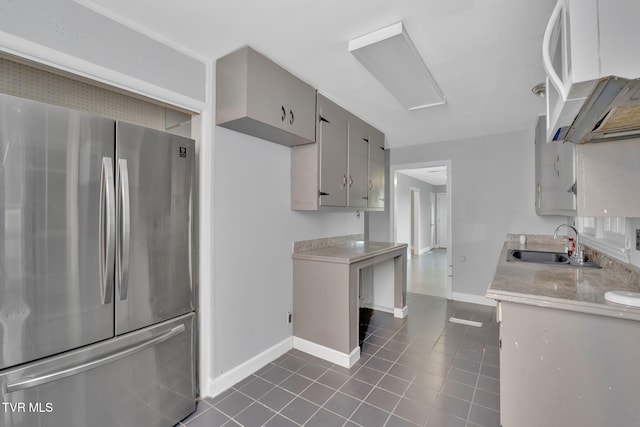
[216,46,316,146]
[291,93,385,211]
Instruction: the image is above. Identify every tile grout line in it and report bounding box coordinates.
[194,298,499,427]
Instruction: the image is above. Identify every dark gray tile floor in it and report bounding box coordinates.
[177,293,500,427]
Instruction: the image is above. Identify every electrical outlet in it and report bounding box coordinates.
[287,311,292,324]
[636,229,640,251]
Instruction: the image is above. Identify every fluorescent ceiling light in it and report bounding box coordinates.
[349,21,445,110]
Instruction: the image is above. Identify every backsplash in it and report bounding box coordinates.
[584,246,640,287]
[293,234,364,253]
[507,234,567,246]
[508,234,640,287]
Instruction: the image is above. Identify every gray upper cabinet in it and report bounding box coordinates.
[368,127,385,210]
[535,115,576,216]
[576,139,640,217]
[291,93,385,211]
[216,46,316,147]
[347,115,370,209]
[318,94,348,207]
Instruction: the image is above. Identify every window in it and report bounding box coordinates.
[577,216,628,254]
[603,217,626,245]
[578,217,596,237]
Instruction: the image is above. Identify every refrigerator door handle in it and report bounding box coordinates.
[5,324,185,394]
[117,158,131,301]
[100,157,115,304]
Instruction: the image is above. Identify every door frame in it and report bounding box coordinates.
[410,187,420,256]
[391,160,452,299]
[436,192,448,248]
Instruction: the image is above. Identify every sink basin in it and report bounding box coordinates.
[604,290,640,307]
[507,249,600,268]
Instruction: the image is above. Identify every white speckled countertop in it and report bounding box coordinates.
[292,241,407,264]
[487,240,640,321]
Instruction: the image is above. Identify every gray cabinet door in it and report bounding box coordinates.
[347,116,369,208]
[217,47,315,147]
[285,71,316,143]
[368,127,385,209]
[535,115,576,215]
[246,48,287,132]
[318,94,348,207]
[0,94,115,369]
[115,122,194,335]
[556,140,576,211]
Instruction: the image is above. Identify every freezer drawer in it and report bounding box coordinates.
[0,313,195,427]
[0,93,115,369]
[115,122,195,335]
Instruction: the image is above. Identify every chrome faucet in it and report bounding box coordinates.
[553,224,585,263]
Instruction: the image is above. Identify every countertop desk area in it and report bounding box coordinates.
[292,241,407,368]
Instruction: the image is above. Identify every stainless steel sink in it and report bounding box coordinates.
[507,249,600,268]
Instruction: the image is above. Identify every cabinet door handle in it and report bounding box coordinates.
[281,105,286,122]
[349,176,353,187]
[363,138,369,143]
[567,181,577,195]
[289,110,295,126]
[379,146,385,151]
[319,115,330,123]
[319,191,330,196]
[341,175,347,189]
[369,180,373,191]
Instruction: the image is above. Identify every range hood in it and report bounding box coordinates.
[557,76,640,144]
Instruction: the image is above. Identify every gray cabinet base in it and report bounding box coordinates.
[500,302,640,426]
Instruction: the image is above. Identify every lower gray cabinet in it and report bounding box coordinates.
[499,301,640,426]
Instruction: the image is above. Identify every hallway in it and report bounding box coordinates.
[407,249,448,298]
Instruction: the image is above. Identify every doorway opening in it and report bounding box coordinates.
[392,161,452,299]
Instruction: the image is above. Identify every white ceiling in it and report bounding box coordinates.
[78,0,554,149]
[397,167,447,186]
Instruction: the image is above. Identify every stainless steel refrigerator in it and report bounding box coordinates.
[0,93,196,427]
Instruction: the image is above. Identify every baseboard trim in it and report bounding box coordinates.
[452,292,496,307]
[418,246,431,255]
[293,336,360,368]
[208,337,293,398]
[394,305,409,318]
[363,302,394,314]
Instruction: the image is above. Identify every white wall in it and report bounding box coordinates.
[395,173,436,252]
[211,126,363,383]
[389,129,567,299]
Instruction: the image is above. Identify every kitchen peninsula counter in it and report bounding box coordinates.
[292,239,407,368]
[487,236,640,427]
[487,240,640,320]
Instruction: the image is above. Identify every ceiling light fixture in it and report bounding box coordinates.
[348,21,445,110]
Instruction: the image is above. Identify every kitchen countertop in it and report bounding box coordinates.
[486,241,640,321]
[292,241,407,264]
